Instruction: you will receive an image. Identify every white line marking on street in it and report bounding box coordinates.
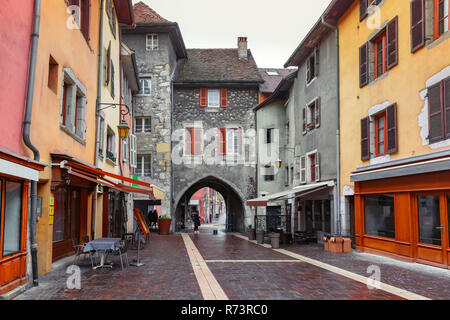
[182,233,228,300]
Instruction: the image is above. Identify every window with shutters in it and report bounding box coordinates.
[361,104,398,161]
[185,127,203,156]
[304,98,321,132]
[60,68,87,142]
[305,151,320,183]
[122,136,129,163]
[306,49,319,85]
[146,34,159,51]
[360,17,398,86]
[360,0,383,21]
[300,156,307,184]
[137,154,151,176]
[427,77,450,143]
[200,88,228,108]
[66,0,90,42]
[135,117,152,133]
[411,0,449,52]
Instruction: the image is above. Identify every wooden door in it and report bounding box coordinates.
[414,192,448,267]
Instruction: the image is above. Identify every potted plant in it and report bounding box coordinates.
[247,224,256,240]
[256,228,265,244]
[269,232,281,249]
[158,215,172,235]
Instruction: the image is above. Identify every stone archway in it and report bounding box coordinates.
[174,176,246,233]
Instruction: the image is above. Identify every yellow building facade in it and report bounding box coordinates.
[334,0,450,268]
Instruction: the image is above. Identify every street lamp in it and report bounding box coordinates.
[275,147,296,168]
[98,103,131,140]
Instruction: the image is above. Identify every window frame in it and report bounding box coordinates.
[434,0,449,40]
[207,89,221,108]
[136,154,152,177]
[146,34,159,51]
[135,117,152,133]
[185,127,203,156]
[138,78,151,96]
[375,111,387,157]
[374,32,387,79]
[226,128,239,155]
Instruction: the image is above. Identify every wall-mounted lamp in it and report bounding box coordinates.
[98,103,131,140]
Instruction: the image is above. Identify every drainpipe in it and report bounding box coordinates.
[93,0,105,238]
[22,0,41,287]
[321,16,341,235]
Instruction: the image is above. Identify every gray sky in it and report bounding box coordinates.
[133,0,332,68]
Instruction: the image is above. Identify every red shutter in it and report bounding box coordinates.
[200,88,207,107]
[411,0,425,53]
[220,88,227,107]
[360,0,368,21]
[361,117,370,161]
[218,127,227,155]
[387,16,398,70]
[81,0,90,41]
[386,103,398,154]
[185,128,193,155]
[359,42,369,88]
[445,78,450,139]
[428,82,444,143]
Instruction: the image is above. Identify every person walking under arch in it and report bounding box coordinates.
[192,207,201,234]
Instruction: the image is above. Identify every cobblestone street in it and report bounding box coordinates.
[15,226,450,300]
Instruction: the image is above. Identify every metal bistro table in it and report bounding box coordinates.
[84,238,122,269]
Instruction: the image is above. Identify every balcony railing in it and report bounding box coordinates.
[254,215,291,233]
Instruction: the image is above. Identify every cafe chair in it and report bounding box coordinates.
[114,235,132,271]
[72,238,95,268]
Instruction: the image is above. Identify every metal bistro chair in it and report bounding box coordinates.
[113,235,132,271]
[71,238,95,268]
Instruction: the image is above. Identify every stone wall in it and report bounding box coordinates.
[172,87,259,231]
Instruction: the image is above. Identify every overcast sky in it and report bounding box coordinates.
[133,0,333,68]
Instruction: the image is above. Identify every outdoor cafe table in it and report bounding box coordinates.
[83,238,122,269]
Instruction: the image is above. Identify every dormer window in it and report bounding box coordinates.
[146,34,159,51]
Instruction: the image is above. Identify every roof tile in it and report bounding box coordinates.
[134,1,172,24]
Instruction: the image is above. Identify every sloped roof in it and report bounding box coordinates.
[174,49,263,84]
[259,68,297,94]
[133,1,172,24]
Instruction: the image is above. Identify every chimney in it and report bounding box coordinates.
[238,37,248,60]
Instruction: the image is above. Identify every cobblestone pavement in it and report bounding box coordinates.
[14,230,450,300]
[16,233,202,300]
[279,242,450,300]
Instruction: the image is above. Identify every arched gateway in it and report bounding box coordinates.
[174,176,246,233]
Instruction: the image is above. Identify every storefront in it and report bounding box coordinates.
[247,181,335,240]
[0,149,45,294]
[351,151,450,269]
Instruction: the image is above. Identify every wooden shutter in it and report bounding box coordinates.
[361,117,370,160]
[386,103,398,154]
[411,0,425,53]
[302,108,307,135]
[360,0,368,21]
[428,82,444,143]
[359,42,369,88]
[315,49,320,77]
[200,88,207,107]
[387,16,398,70]
[131,134,137,168]
[81,0,90,41]
[445,78,450,138]
[218,127,227,155]
[300,156,306,184]
[105,44,111,85]
[220,88,227,108]
[315,98,321,128]
[185,128,193,155]
[315,152,320,182]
